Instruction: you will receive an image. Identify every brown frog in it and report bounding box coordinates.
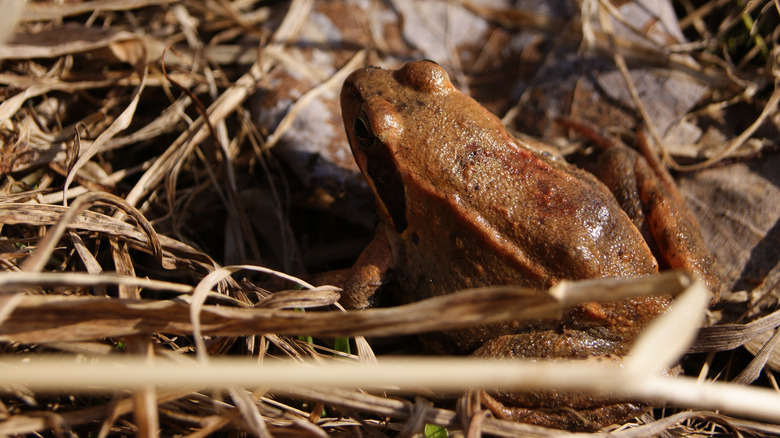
[339,60,719,430]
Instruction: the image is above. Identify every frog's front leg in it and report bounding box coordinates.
[338,230,394,309]
[596,146,720,301]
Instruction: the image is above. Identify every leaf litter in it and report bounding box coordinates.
[0,0,779,436]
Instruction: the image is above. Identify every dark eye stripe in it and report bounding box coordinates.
[366,147,407,232]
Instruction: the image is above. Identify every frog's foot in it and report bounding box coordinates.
[472,330,656,431]
[480,391,648,432]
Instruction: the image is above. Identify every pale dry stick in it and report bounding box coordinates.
[126,336,160,438]
[623,273,709,376]
[0,0,23,45]
[3,356,780,424]
[19,192,163,273]
[0,358,632,393]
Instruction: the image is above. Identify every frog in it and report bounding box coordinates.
[338,60,720,430]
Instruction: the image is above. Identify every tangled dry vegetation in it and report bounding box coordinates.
[1,0,779,436]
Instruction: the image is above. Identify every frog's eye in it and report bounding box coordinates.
[354,115,375,148]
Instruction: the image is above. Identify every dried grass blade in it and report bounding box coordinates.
[692,308,780,352]
[0,27,140,59]
[189,265,316,362]
[19,0,174,22]
[124,63,261,207]
[0,204,216,270]
[21,192,163,272]
[63,67,148,202]
[0,388,195,436]
[228,388,272,438]
[736,327,780,381]
[0,85,56,125]
[124,0,311,208]
[0,271,193,295]
[0,274,688,342]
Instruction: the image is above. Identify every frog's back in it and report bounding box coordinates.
[387,69,658,295]
[397,141,659,298]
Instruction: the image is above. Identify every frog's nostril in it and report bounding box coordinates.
[342,82,361,98]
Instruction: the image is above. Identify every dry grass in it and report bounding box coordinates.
[1,0,779,436]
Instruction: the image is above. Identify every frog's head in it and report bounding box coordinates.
[341,60,514,235]
[340,60,458,232]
